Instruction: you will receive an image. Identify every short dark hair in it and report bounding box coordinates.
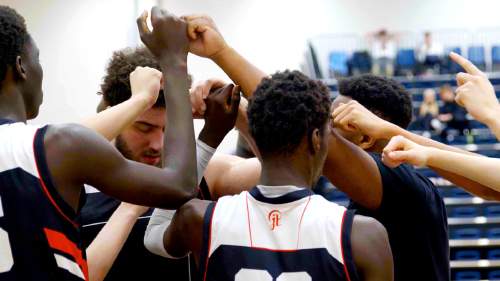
[100,48,165,107]
[0,6,29,85]
[248,70,331,156]
[338,74,412,128]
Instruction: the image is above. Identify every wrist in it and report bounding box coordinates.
[159,55,188,70]
[424,147,440,167]
[211,45,233,65]
[380,121,401,139]
[130,93,154,108]
[483,107,500,127]
[199,125,225,148]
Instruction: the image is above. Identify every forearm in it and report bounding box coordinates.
[86,205,141,281]
[235,98,260,158]
[212,47,266,98]
[426,148,500,193]
[162,63,197,191]
[386,123,476,155]
[80,97,149,141]
[323,131,382,210]
[145,140,215,256]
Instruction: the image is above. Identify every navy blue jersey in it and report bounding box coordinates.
[200,186,358,281]
[0,119,87,281]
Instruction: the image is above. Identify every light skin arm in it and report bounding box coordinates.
[86,203,148,281]
[351,215,394,281]
[333,99,500,201]
[80,67,162,141]
[382,136,500,199]
[204,154,261,199]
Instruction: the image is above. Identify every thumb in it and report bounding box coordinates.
[230,85,241,113]
[387,150,413,163]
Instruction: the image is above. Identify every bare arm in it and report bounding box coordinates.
[351,215,393,281]
[333,100,500,201]
[182,14,267,98]
[86,203,148,281]
[204,154,261,199]
[323,130,383,210]
[46,8,197,210]
[163,199,210,260]
[383,136,500,199]
[80,67,162,141]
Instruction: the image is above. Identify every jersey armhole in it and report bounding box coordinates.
[199,201,216,281]
[33,125,79,229]
[341,209,360,281]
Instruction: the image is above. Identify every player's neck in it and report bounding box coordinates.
[0,85,28,123]
[259,156,314,189]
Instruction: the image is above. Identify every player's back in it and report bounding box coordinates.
[201,185,359,281]
[0,119,87,281]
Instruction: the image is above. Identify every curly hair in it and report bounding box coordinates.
[100,47,164,107]
[248,70,331,156]
[0,6,29,85]
[338,74,412,128]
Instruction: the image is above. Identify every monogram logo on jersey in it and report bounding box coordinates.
[268,210,281,230]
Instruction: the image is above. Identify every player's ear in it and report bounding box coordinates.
[15,55,27,81]
[359,134,376,150]
[310,128,322,154]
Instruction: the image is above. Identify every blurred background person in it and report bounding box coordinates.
[417,31,444,75]
[438,84,470,142]
[415,88,442,137]
[369,29,397,77]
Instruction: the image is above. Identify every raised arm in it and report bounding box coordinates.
[351,215,394,281]
[181,14,266,98]
[323,129,383,210]
[45,7,196,210]
[449,52,500,140]
[332,99,500,200]
[80,67,161,141]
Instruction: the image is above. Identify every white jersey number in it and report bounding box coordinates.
[236,269,311,281]
[0,195,14,273]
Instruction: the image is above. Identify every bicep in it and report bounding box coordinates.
[205,154,261,199]
[351,215,393,281]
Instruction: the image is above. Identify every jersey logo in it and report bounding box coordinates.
[268,210,281,230]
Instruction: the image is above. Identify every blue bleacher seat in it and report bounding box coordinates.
[468,46,486,70]
[450,187,473,198]
[488,228,500,239]
[329,51,349,77]
[485,206,500,217]
[396,49,416,75]
[492,46,500,71]
[455,270,481,280]
[452,228,481,239]
[348,51,371,75]
[489,270,500,280]
[443,47,462,74]
[488,249,500,260]
[451,206,480,218]
[454,250,481,260]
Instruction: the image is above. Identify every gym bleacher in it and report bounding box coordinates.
[307,38,500,280]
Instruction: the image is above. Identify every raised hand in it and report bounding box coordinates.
[451,52,500,125]
[332,100,394,140]
[130,66,162,108]
[181,14,229,59]
[189,78,227,118]
[136,7,189,64]
[382,136,431,168]
[198,84,241,148]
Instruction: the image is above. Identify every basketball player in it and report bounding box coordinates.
[172,14,454,281]
[80,47,240,281]
[166,70,393,281]
[0,6,196,280]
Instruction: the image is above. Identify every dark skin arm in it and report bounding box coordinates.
[45,7,197,211]
[163,199,209,261]
[351,215,394,281]
[322,130,383,210]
